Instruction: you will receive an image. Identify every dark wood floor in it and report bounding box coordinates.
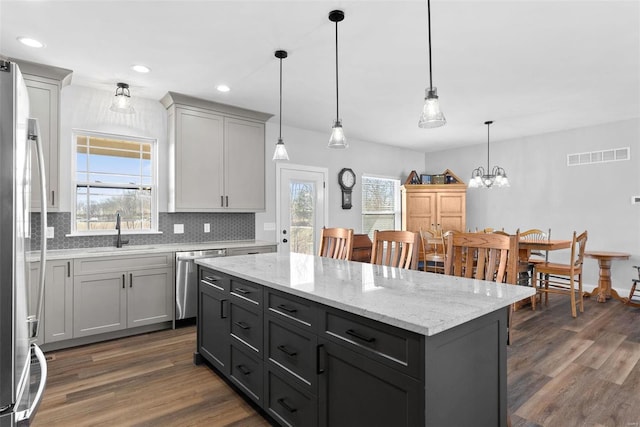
[33,295,640,427]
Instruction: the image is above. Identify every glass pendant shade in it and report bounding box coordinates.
[110,82,135,114]
[418,87,446,128]
[328,119,348,149]
[272,138,289,161]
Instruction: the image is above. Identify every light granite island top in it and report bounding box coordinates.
[196,252,535,337]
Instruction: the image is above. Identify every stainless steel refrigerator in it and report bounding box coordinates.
[0,59,48,426]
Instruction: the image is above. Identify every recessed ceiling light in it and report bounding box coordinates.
[216,85,230,93]
[132,64,151,73]
[17,37,44,48]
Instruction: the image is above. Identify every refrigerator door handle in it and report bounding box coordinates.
[16,344,48,423]
[27,118,47,341]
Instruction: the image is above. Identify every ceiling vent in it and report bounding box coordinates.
[567,147,630,166]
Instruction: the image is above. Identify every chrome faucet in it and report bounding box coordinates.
[115,212,129,248]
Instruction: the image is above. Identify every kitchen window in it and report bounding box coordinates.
[361,175,401,239]
[72,131,158,234]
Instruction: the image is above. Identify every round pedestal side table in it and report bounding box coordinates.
[585,251,630,303]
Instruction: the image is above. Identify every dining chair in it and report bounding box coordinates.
[318,227,354,260]
[419,229,445,273]
[370,230,419,269]
[519,228,550,291]
[627,266,640,308]
[444,231,520,343]
[532,230,588,318]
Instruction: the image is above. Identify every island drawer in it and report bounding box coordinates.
[267,290,318,330]
[321,308,422,378]
[266,315,318,391]
[230,302,263,355]
[229,344,263,405]
[230,278,263,307]
[266,369,317,427]
[200,269,230,292]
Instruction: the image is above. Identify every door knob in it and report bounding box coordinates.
[282,238,288,243]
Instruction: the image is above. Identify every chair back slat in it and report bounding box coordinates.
[318,227,354,260]
[371,230,419,269]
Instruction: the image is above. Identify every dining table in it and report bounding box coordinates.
[519,239,572,262]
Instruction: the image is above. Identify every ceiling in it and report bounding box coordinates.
[1,0,638,152]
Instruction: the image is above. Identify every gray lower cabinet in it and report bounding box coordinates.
[198,266,509,426]
[73,254,173,338]
[29,259,73,345]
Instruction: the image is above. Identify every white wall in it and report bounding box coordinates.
[59,85,168,211]
[255,122,425,242]
[426,118,640,292]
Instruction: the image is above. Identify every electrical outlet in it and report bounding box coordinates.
[204,223,211,233]
[632,196,640,204]
[174,224,184,234]
[46,227,54,239]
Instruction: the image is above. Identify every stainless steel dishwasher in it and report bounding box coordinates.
[175,249,226,320]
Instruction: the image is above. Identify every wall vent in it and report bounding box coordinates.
[567,147,630,166]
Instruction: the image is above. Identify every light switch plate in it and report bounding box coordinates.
[174,224,184,234]
[46,227,54,239]
[204,223,211,233]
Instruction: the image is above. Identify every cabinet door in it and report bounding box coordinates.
[25,77,59,211]
[198,281,230,373]
[127,267,173,328]
[74,272,127,337]
[174,108,224,210]
[317,339,422,427]
[403,190,436,232]
[437,192,466,232]
[44,260,73,343]
[224,117,265,210]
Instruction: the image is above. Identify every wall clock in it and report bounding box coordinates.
[338,168,356,209]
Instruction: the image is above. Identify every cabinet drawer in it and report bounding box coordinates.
[266,369,317,427]
[200,269,230,292]
[230,278,263,306]
[267,316,317,390]
[322,308,422,378]
[267,290,317,330]
[230,302,263,354]
[74,253,171,275]
[229,345,263,404]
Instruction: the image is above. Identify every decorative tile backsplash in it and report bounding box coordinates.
[31,212,255,250]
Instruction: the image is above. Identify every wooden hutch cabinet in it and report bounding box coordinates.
[401,169,466,235]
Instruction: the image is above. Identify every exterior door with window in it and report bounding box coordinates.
[276,164,327,255]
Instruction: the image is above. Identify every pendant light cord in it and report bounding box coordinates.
[335,18,340,120]
[427,0,433,90]
[279,56,283,139]
[486,121,491,170]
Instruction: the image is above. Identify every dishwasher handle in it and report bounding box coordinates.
[176,250,227,261]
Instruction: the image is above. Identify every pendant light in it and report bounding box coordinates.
[468,121,510,188]
[418,0,446,128]
[110,82,135,114]
[272,50,290,161]
[328,10,347,149]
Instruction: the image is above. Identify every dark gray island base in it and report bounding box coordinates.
[194,264,511,427]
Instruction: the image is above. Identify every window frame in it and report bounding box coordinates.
[70,129,159,236]
[361,174,401,238]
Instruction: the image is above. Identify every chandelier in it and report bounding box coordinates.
[468,121,510,188]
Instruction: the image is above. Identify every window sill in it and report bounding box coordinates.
[65,230,163,238]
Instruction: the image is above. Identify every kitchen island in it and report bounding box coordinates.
[195,253,535,427]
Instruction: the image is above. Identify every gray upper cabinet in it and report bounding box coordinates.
[161,92,271,212]
[13,59,72,212]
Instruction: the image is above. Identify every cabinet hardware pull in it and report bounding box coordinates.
[122,274,125,289]
[226,196,229,207]
[221,299,228,319]
[277,304,297,314]
[277,345,297,357]
[67,261,70,277]
[317,344,325,374]
[234,321,251,330]
[345,329,376,343]
[130,273,133,288]
[247,252,259,255]
[277,398,297,413]
[221,196,224,207]
[237,364,252,376]
[235,287,251,294]
[204,276,218,282]
[51,190,55,205]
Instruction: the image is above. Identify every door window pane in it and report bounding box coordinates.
[289,180,316,254]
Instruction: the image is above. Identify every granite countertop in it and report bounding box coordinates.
[32,240,277,261]
[196,252,536,337]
